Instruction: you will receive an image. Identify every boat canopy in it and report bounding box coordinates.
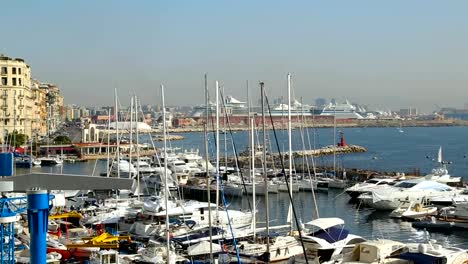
[304,217,344,230]
[187,241,222,256]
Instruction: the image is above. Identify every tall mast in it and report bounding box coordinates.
[247,80,251,181]
[333,103,336,178]
[215,81,220,218]
[161,84,170,264]
[106,109,111,177]
[129,97,133,175]
[135,96,140,200]
[287,73,293,230]
[115,88,120,178]
[223,86,227,174]
[251,117,256,239]
[260,82,270,252]
[204,74,213,262]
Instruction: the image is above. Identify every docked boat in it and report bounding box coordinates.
[439,201,468,221]
[245,181,279,194]
[345,178,396,199]
[38,155,63,166]
[234,235,304,262]
[322,239,407,263]
[358,179,460,210]
[109,159,137,178]
[430,187,468,206]
[397,241,468,264]
[300,217,366,262]
[389,201,438,220]
[424,147,461,184]
[324,238,468,264]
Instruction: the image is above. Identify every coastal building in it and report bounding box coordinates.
[0,55,34,140]
[0,54,65,141]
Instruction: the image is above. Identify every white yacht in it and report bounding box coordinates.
[425,147,461,184]
[234,235,304,262]
[301,217,366,262]
[133,160,158,177]
[358,179,460,210]
[109,159,137,178]
[38,155,63,166]
[345,178,397,199]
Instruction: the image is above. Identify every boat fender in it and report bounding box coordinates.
[418,243,427,254]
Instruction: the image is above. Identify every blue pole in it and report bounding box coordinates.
[27,189,49,264]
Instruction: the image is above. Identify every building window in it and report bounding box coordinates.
[1,67,6,74]
[18,78,21,86]
[12,68,16,74]
[18,68,21,75]
[12,78,16,86]
[1,77,6,86]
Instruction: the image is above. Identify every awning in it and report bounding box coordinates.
[304,217,345,230]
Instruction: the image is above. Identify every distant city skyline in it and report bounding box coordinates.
[2,1,468,112]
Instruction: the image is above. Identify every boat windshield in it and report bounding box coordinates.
[366,179,380,184]
[394,182,417,188]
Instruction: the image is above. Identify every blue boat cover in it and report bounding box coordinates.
[309,226,349,243]
[396,252,444,264]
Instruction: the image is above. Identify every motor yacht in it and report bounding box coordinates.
[358,179,460,210]
[345,178,397,199]
[300,217,366,262]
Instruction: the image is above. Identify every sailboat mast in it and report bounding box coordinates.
[106,109,111,177]
[260,81,270,251]
[251,118,256,239]
[135,96,140,200]
[287,73,293,230]
[247,80,251,181]
[333,103,336,178]
[215,81,220,217]
[223,86,227,172]
[129,97,133,175]
[204,74,213,262]
[115,88,120,178]
[161,84,170,264]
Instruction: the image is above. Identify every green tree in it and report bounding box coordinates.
[4,132,28,147]
[54,135,71,144]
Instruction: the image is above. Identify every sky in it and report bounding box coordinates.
[2,1,468,112]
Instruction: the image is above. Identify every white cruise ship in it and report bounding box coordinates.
[319,100,364,119]
[189,95,248,118]
[268,99,314,116]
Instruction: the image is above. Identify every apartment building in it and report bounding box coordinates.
[0,54,64,141]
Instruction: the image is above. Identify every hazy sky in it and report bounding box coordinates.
[2,1,468,112]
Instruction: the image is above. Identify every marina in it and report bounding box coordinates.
[3,1,468,262]
[4,125,467,263]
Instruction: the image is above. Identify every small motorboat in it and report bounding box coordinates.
[389,201,438,220]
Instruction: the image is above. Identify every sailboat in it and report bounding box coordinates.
[233,79,304,263]
[397,122,404,133]
[424,146,461,183]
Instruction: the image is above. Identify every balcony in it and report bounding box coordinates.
[18,94,24,99]
[1,94,7,99]
[18,104,24,109]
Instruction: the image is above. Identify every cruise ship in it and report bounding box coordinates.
[189,95,248,118]
[190,96,315,118]
[319,100,364,119]
[267,99,314,116]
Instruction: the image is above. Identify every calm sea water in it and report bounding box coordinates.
[17,126,468,248]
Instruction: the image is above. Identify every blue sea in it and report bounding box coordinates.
[19,126,468,248]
